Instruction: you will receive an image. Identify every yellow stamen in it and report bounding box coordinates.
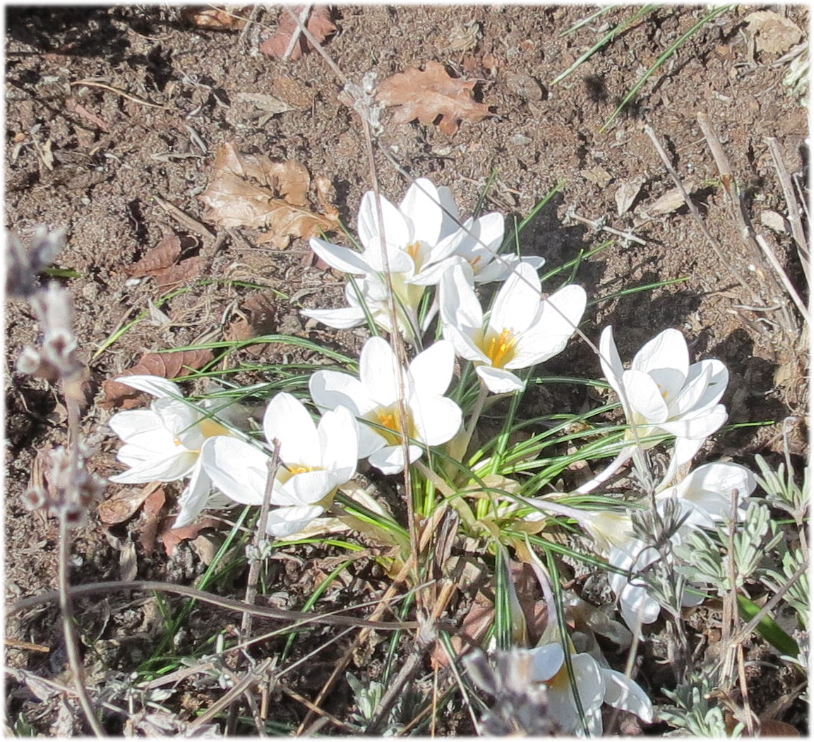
[199,418,231,438]
[484,328,518,368]
[371,405,415,445]
[406,241,422,263]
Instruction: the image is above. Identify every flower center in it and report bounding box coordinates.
[406,241,423,268]
[277,463,318,484]
[371,404,415,445]
[483,328,518,368]
[198,418,231,439]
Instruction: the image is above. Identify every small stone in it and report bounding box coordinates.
[505,71,543,101]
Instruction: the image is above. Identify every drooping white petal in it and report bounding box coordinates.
[409,340,455,397]
[201,437,268,505]
[309,237,373,275]
[599,326,625,401]
[368,443,422,475]
[476,365,525,393]
[110,447,196,483]
[266,505,325,537]
[173,459,213,529]
[300,306,366,329]
[113,375,182,399]
[602,669,653,722]
[108,409,164,440]
[263,393,320,467]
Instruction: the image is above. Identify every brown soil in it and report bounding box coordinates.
[5,5,809,735]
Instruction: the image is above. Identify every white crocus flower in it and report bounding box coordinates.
[525,641,653,736]
[577,326,729,493]
[201,393,359,538]
[440,262,587,394]
[108,375,246,528]
[309,337,462,475]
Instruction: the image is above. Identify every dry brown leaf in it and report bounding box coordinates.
[200,142,338,248]
[225,291,279,344]
[101,349,214,408]
[154,256,205,288]
[161,518,221,557]
[138,487,167,554]
[260,5,336,61]
[181,5,249,31]
[128,234,203,288]
[377,61,492,135]
[745,11,803,56]
[98,482,162,525]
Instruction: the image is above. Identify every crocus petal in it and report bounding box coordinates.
[602,669,653,722]
[489,262,541,334]
[173,460,213,529]
[399,177,444,246]
[108,409,164,440]
[529,643,565,682]
[622,369,670,424]
[201,437,268,505]
[282,469,339,505]
[368,444,422,475]
[300,306,366,329]
[309,370,372,417]
[359,337,401,405]
[440,262,483,329]
[508,284,586,367]
[113,375,182,399]
[263,393,320,467]
[410,395,462,446]
[672,359,728,415]
[599,326,625,401]
[309,237,373,275]
[476,365,525,394]
[443,322,490,364]
[632,328,689,380]
[110,448,196,483]
[658,404,727,440]
[266,506,325,538]
[570,654,606,713]
[317,406,359,477]
[409,340,455,397]
[357,192,413,271]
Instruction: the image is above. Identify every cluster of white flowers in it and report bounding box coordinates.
[105,177,753,737]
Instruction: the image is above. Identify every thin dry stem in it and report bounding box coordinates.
[766,137,809,277]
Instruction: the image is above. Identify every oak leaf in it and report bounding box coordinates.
[128,234,203,288]
[101,349,214,408]
[181,5,249,30]
[260,6,336,61]
[377,61,492,135]
[200,142,338,248]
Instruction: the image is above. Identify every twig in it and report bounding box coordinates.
[226,441,281,735]
[568,210,648,245]
[766,137,809,278]
[282,5,312,61]
[754,234,810,324]
[68,79,168,109]
[152,194,216,239]
[644,124,757,302]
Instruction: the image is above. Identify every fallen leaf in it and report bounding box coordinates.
[200,142,338,248]
[181,5,249,30]
[377,61,492,135]
[260,5,336,61]
[225,290,279,344]
[98,482,162,525]
[745,11,803,56]
[120,539,138,582]
[128,234,203,288]
[101,349,214,408]
[235,92,295,125]
[615,176,645,216]
[138,487,167,554]
[161,518,221,557]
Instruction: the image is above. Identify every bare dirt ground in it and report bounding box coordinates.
[4,4,809,735]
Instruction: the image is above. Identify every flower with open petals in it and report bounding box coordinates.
[524,641,653,735]
[578,327,729,493]
[440,262,586,394]
[108,375,246,528]
[201,393,359,537]
[309,337,462,474]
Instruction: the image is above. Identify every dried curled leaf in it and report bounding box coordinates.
[377,61,492,135]
[260,5,336,61]
[128,234,203,288]
[101,349,214,408]
[200,142,338,248]
[98,482,162,525]
[161,518,221,557]
[181,5,249,31]
[225,290,279,344]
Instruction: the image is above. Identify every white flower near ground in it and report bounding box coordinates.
[525,641,653,735]
[440,262,587,393]
[309,336,462,475]
[108,375,246,528]
[201,392,359,537]
[578,326,729,493]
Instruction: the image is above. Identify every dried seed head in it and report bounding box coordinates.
[6,227,65,299]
